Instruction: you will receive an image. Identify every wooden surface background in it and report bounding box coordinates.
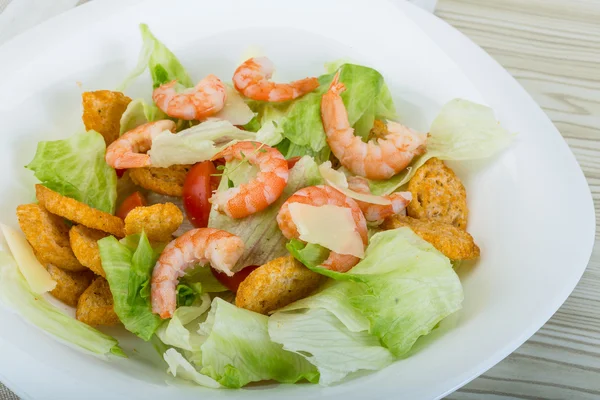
[436,0,600,398]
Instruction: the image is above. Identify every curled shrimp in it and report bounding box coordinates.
[277,185,368,273]
[210,141,289,219]
[233,57,320,102]
[105,120,175,169]
[347,176,411,222]
[151,228,244,319]
[321,71,428,180]
[152,74,227,120]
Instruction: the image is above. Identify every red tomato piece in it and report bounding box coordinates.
[116,191,147,220]
[182,161,217,228]
[116,169,126,178]
[211,265,259,293]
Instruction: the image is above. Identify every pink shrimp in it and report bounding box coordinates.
[151,228,244,319]
[209,141,289,219]
[347,176,412,222]
[105,120,175,169]
[277,185,368,273]
[233,57,320,102]
[321,71,428,180]
[152,74,227,120]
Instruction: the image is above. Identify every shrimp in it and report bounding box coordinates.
[105,120,175,169]
[151,228,244,319]
[152,74,227,120]
[277,185,368,273]
[321,71,428,180]
[233,57,320,102]
[209,141,289,219]
[347,176,412,222]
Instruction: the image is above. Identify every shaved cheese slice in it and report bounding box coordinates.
[319,162,391,206]
[212,85,255,126]
[0,224,56,293]
[288,203,365,258]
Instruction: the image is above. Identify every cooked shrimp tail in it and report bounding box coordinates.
[347,176,411,222]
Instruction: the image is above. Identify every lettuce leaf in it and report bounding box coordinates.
[198,298,319,388]
[0,252,124,357]
[269,308,393,385]
[98,232,164,341]
[369,99,513,195]
[279,63,396,152]
[156,293,211,351]
[163,348,221,388]
[208,155,322,271]
[148,120,255,168]
[287,228,463,357]
[119,99,166,134]
[26,131,117,214]
[118,23,193,92]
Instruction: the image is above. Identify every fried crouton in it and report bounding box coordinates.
[47,264,94,307]
[76,277,120,326]
[129,165,192,197]
[407,157,468,230]
[69,225,108,277]
[236,256,324,315]
[16,204,85,271]
[35,185,125,237]
[82,90,131,146]
[124,203,183,242]
[382,215,480,260]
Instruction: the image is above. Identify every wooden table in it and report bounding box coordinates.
[436,0,600,398]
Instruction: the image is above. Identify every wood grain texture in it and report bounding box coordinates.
[436,0,600,398]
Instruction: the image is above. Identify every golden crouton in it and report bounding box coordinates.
[129,165,192,197]
[47,264,94,307]
[69,225,108,277]
[16,204,85,271]
[82,90,132,146]
[407,157,469,230]
[35,185,125,237]
[124,203,183,242]
[76,277,120,326]
[236,256,324,315]
[382,215,480,260]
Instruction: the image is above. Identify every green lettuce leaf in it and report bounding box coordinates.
[208,155,323,271]
[118,23,193,91]
[286,239,330,268]
[156,293,211,351]
[279,63,396,152]
[180,264,228,293]
[269,308,393,385]
[198,298,319,388]
[98,232,164,341]
[0,252,124,357]
[163,348,221,388]
[369,99,513,195]
[148,120,256,167]
[119,98,166,134]
[287,228,463,357]
[26,131,117,214]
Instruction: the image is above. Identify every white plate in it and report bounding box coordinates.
[0,0,594,399]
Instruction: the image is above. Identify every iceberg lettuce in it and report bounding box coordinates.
[0,252,123,356]
[98,232,164,341]
[118,23,193,91]
[198,298,319,388]
[26,131,117,214]
[119,99,166,134]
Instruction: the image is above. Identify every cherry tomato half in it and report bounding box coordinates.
[211,265,259,293]
[116,191,147,220]
[182,161,218,228]
[287,156,301,169]
[116,169,126,178]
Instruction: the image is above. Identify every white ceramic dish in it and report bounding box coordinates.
[0,0,594,399]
